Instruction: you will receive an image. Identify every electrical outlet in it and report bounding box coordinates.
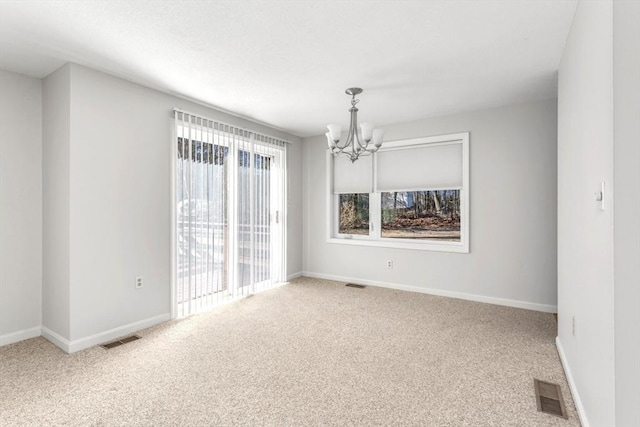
[572,316,576,336]
[386,260,393,269]
[135,276,143,289]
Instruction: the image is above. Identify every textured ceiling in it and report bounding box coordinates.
[0,0,577,137]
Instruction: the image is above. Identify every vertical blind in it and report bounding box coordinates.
[175,110,286,317]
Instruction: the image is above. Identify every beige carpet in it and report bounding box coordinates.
[0,277,579,426]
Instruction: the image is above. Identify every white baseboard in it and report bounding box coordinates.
[67,313,171,353]
[556,337,589,427]
[0,326,41,347]
[287,271,303,281]
[41,326,71,352]
[301,271,557,313]
[41,313,171,354]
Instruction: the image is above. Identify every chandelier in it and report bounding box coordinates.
[326,88,384,163]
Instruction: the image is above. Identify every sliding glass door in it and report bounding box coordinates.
[236,149,284,294]
[174,112,286,317]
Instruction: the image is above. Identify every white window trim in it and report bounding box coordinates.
[326,132,469,253]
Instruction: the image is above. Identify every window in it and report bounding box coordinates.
[338,193,370,235]
[327,132,469,253]
[380,190,460,241]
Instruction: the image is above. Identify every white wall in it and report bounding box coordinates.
[0,69,42,345]
[286,139,303,278]
[303,99,558,311]
[42,64,71,342]
[613,1,640,425]
[60,64,302,346]
[557,1,616,425]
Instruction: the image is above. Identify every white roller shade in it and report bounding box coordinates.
[333,153,373,194]
[376,143,462,192]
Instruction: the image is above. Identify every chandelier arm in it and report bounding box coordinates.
[351,104,371,151]
[354,132,370,150]
[364,141,378,152]
[334,138,350,150]
[353,149,373,157]
[347,106,358,156]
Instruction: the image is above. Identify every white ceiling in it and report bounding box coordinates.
[0,0,577,137]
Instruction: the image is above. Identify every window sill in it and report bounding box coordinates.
[326,236,469,253]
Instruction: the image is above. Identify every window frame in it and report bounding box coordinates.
[326,132,469,253]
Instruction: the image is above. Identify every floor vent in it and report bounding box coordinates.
[101,335,140,349]
[534,379,568,419]
[345,283,366,289]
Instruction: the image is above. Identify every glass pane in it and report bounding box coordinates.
[381,190,460,241]
[254,154,271,285]
[237,150,273,290]
[237,149,251,289]
[338,193,370,235]
[176,139,229,311]
[175,126,285,317]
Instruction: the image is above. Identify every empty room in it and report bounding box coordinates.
[0,1,638,426]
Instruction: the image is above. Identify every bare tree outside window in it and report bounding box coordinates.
[338,193,369,235]
[381,190,460,241]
